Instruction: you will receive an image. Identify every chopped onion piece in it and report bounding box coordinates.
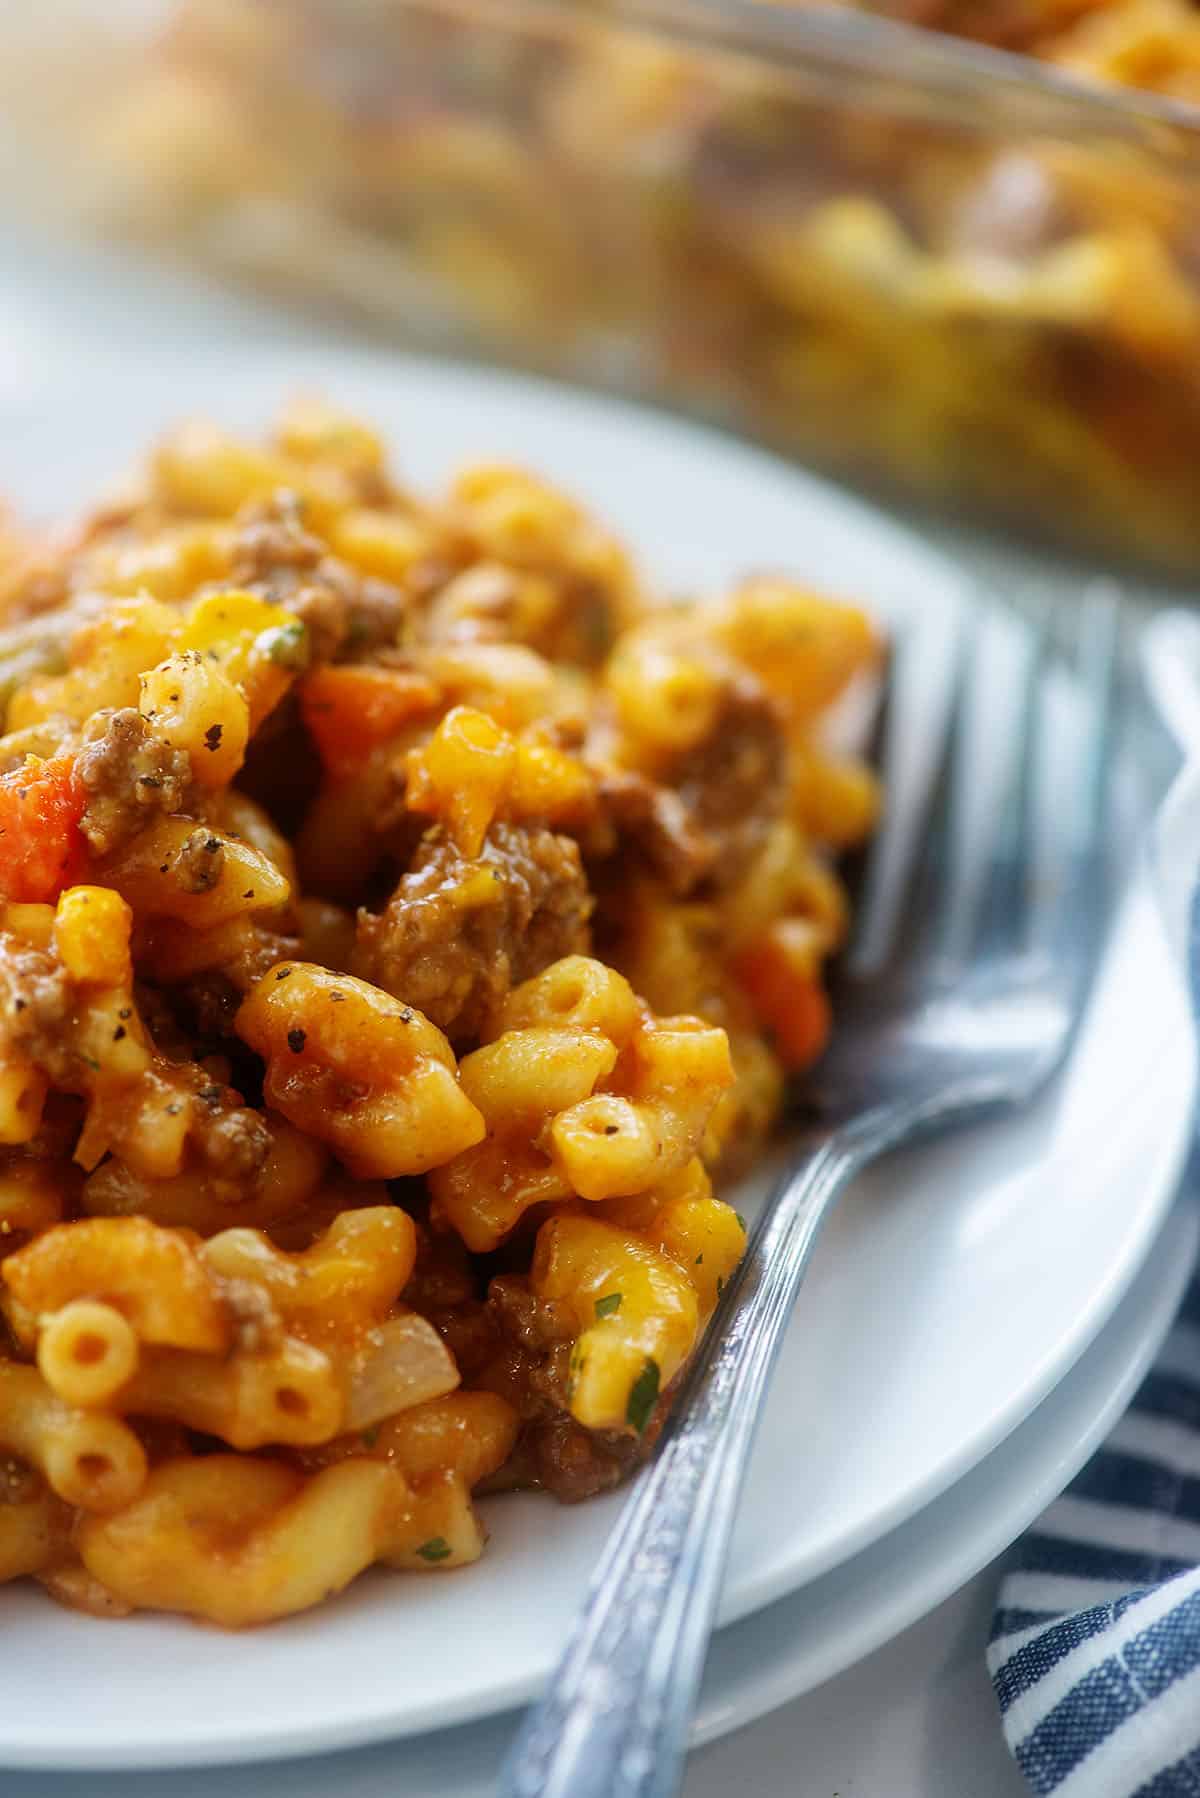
[344,1313,459,1432]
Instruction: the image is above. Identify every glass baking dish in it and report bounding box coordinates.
[7,0,1200,572]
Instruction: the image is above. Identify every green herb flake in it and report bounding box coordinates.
[734,1212,747,1232]
[594,1292,622,1320]
[567,1341,588,1399]
[258,619,310,671]
[717,1274,727,1299]
[694,1253,703,1265]
[360,1426,380,1449]
[416,1536,452,1563]
[626,1357,660,1436]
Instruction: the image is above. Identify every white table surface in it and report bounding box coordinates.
[685,1571,1026,1798]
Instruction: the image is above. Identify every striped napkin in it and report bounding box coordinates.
[988,847,1200,1798]
[988,1243,1200,1797]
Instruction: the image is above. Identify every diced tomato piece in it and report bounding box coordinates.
[299,665,439,780]
[0,752,87,904]
[735,920,832,1074]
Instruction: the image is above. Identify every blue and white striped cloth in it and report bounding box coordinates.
[989,1195,1200,1796]
[986,815,1200,1796]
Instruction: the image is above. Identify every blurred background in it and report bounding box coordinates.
[3,0,1200,608]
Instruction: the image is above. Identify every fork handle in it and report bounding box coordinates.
[496,1113,892,1798]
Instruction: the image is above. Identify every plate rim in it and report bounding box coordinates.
[693,1191,1200,1744]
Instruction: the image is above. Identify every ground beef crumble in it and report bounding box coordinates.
[230,493,407,663]
[513,1413,654,1504]
[355,822,592,1042]
[669,676,787,883]
[163,922,301,1043]
[0,928,272,1181]
[173,826,225,895]
[0,931,73,1081]
[76,708,193,856]
[482,1273,667,1502]
[230,497,326,581]
[220,1276,283,1354]
[584,676,787,898]
[591,766,716,896]
[145,1068,273,1186]
[193,1100,272,1180]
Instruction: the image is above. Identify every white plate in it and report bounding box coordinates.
[4,1191,1194,1798]
[0,330,1193,1768]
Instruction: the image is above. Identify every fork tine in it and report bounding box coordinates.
[901,614,979,971]
[970,607,1053,962]
[1042,582,1120,968]
[845,611,969,978]
[1071,581,1121,856]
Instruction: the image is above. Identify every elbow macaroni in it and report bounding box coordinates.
[235,964,486,1178]
[0,403,877,1625]
[429,955,733,1249]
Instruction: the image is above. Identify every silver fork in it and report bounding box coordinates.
[496,588,1119,1798]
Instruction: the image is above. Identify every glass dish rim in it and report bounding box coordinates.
[426,0,1200,155]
